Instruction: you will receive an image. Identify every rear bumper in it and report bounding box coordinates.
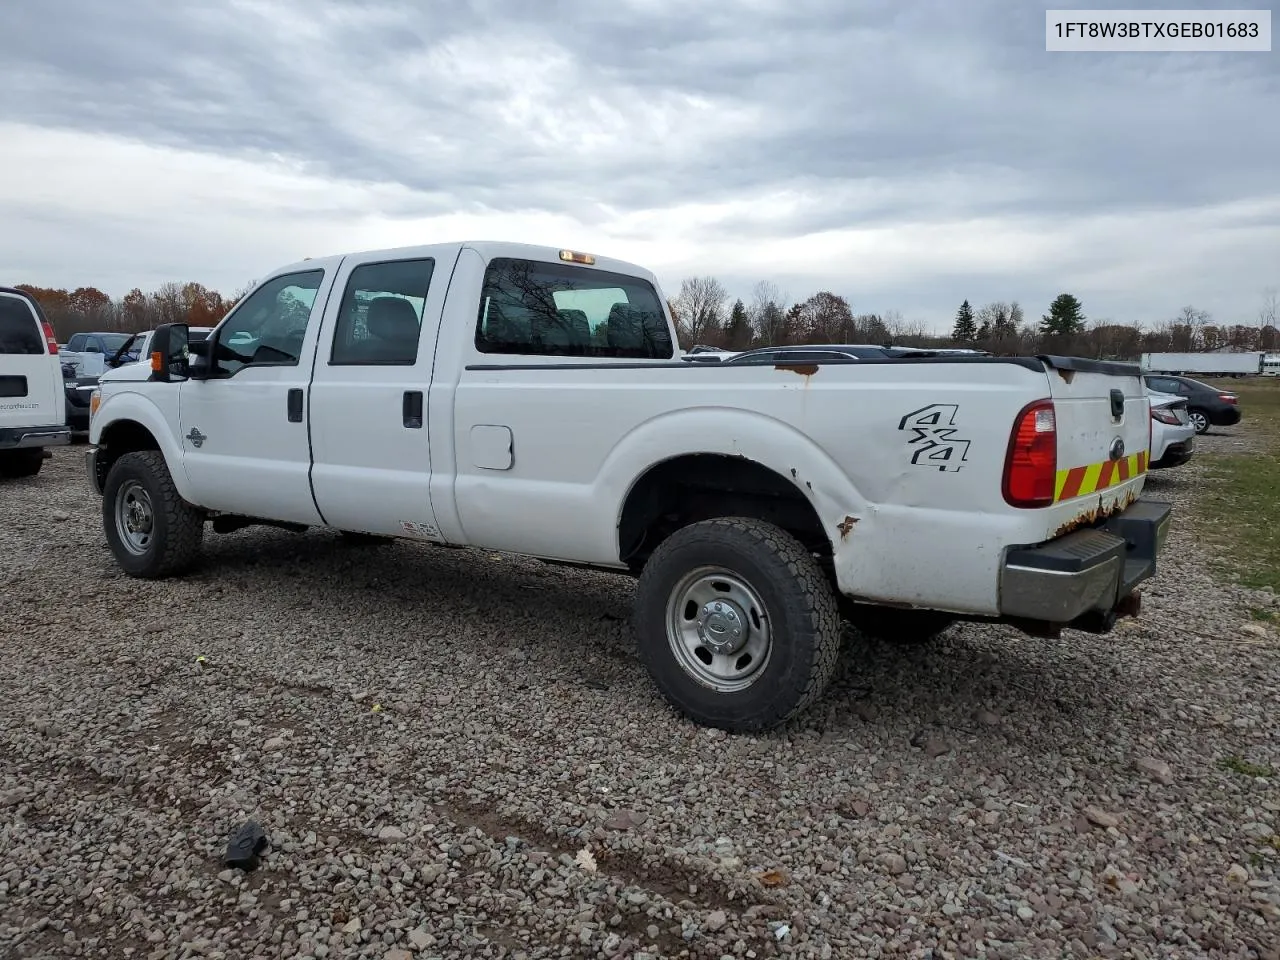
[1151,436,1194,468]
[0,424,71,450]
[1213,406,1242,426]
[999,498,1172,630]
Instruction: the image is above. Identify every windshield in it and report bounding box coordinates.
[100,333,133,352]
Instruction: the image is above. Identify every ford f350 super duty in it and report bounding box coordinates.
[85,241,1171,732]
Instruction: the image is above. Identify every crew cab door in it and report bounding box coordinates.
[177,265,337,524]
[306,248,454,538]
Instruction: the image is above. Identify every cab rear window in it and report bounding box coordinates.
[475,257,674,359]
[0,295,45,355]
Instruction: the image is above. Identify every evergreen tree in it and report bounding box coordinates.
[723,298,751,349]
[1041,293,1086,336]
[951,299,977,341]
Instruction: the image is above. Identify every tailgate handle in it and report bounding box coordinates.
[403,390,423,429]
[1110,388,1124,420]
[287,388,304,422]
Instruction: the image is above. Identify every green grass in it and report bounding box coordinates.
[1218,755,1276,778]
[1191,378,1280,594]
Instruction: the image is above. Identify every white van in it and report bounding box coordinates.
[0,287,70,477]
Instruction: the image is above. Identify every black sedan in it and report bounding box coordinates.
[1143,374,1242,434]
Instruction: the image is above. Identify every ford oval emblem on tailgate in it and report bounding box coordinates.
[1109,436,1125,461]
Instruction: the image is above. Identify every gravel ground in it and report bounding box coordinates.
[2,431,1278,960]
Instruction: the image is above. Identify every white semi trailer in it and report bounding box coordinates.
[1140,352,1264,378]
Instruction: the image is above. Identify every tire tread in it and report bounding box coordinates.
[634,516,842,732]
[104,451,204,578]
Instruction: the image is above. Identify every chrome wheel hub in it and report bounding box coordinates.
[698,599,748,655]
[115,480,154,555]
[665,567,772,693]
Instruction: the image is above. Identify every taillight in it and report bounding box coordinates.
[1151,407,1181,425]
[1003,399,1057,508]
[41,321,58,354]
[1219,394,1237,404]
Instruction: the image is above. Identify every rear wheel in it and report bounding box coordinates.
[1187,408,1210,434]
[633,517,842,733]
[0,449,44,479]
[102,451,204,578]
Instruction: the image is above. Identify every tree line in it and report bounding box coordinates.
[13,282,246,342]
[671,279,1280,358]
[14,276,1280,360]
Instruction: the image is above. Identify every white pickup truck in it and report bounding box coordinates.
[85,241,1171,731]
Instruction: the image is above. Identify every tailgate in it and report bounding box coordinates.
[1045,357,1149,517]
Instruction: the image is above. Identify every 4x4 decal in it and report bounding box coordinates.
[898,403,970,472]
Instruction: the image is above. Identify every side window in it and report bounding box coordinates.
[84,339,102,353]
[330,258,434,365]
[215,270,324,377]
[474,257,674,359]
[67,334,85,352]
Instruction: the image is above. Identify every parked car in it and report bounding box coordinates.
[62,362,98,436]
[681,345,740,363]
[112,327,215,367]
[0,286,70,477]
[725,343,897,363]
[87,240,1171,732]
[1142,374,1241,434]
[1148,390,1195,469]
[60,331,140,377]
[726,344,995,365]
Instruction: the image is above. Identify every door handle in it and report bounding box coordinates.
[287,388,304,422]
[403,390,423,429]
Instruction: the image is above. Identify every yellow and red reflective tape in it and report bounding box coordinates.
[1054,450,1148,502]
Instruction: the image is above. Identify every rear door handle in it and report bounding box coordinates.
[287,388,304,422]
[403,390,423,429]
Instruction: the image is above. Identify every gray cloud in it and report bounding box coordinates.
[1,0,1277,328]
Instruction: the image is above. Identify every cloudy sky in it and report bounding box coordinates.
[2,0,1277,333]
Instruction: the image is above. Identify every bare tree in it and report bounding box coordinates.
[1261,287,1279,346]
[673,276,729,346]
[882,309,928,344]
[793,291,854,343]
[1172,305,1210,351]
[748,280,790,346]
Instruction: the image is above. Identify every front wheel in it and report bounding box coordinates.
[1187,408,1210,434]
[102,450,205,578]
[633,517,842,733]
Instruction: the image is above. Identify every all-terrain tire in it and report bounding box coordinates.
[0,449,44,479]
[102,450,204,578]
[633,517,842,733]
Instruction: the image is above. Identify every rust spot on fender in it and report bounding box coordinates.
[776,363,818,376]
[837,515,858,539]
